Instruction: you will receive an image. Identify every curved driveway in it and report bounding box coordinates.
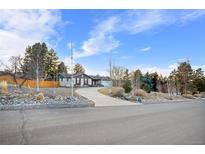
[76,87,137,106]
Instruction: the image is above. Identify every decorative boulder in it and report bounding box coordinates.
[36,93,44,102]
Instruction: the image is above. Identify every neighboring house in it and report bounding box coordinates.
[58,73,112,87]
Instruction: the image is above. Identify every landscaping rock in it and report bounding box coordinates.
[36,93,45,102]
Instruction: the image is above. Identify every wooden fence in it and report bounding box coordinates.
[0,75,59,88]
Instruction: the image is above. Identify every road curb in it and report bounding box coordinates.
[0,102,95,111]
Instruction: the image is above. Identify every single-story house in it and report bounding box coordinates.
[57,73,112,87]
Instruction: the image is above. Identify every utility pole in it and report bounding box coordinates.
[109,51,112,79]
[70,41,74,97]
[36,54,39,92]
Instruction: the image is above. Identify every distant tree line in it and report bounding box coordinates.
[110,61,205,95]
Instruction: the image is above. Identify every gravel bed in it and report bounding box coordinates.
[0,85,95,110]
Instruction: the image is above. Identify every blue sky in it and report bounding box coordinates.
[0,10,205,76]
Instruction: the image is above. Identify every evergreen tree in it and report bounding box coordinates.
[22,46,34,79]
[193,68,205,92]
[45,48,58,80]
[150,72,159,91]
[123,79,132,93]
[22,42,48,79]
[142,72,152,93]
[177,61,193,94]
[58,62,68,74]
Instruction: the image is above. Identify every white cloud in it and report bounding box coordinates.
[0,10,64,69]
[85,67,108,76]
[121,10,167,34]
[74,10,205,59]
[112,51,119,54]
[192,65,205,72]
[180,10,205,23]
[168,63,178,70]
[139,47,151,52]
[74,16,120,59]
[133,65,172,77]
[119,56,129,59]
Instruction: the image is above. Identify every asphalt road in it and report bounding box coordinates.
[0,101,205,145]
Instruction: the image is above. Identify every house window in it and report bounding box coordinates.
[77,78,80,84]
[85,78,88,85]
[88,79,92,85]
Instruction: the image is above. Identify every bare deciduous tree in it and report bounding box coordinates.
[8,56,23,84]
[110,66,126,87]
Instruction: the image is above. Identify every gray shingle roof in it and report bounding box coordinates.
[58,73,111,81]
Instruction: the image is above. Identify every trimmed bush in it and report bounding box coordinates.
[111,87,124,97]
[123,80,132,93]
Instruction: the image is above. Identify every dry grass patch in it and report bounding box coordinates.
[133,89,147,97]
[0,81,8,93]
[110,87,124,97]
[98,87,125,97]
[194,93,205,98]
[98,88,110,95]
[182,94,194,99]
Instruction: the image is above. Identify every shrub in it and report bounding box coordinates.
[0,81,8,93]
[123,80,132,93]
[133,89,147,97]
[111,87,124,97]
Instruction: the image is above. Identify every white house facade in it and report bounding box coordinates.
[58,73,112,87]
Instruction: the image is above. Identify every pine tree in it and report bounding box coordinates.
[177,61,193,94]
[58,62,67,74]
[22,42,48,80]
[142,72,152,93]
[45,48,58,80]
[22,46,34,79]
[150,72,159,92]
[193,68,205,92]
[123,79,132,93]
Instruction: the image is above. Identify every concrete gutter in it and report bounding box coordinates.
[0,102,95,111]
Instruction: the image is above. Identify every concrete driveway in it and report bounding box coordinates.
[76,87,136,106]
